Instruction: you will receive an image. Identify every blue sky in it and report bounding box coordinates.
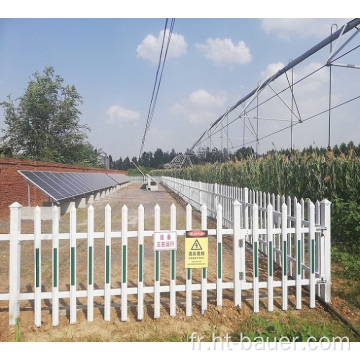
[1,3,359,161]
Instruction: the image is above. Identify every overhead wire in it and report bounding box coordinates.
[139,18,175,160]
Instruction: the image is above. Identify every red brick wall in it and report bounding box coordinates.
[0,158,128,219]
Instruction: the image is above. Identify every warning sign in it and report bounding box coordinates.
[185,230,208,268]
[153,231,177,251]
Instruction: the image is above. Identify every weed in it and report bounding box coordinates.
[231,314,336,342]
[15,318,21,342]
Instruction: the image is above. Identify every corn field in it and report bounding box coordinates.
[152,148,360,253]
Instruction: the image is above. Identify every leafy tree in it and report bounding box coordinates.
[0,66,92,164]
[123,156,131,170]
[73,142,104,167]
[0,145,12,158]
[235,146,255,160]
[113,157,123,170]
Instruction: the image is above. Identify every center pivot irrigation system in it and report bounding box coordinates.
[138,18,360,169]
[184,18,360,164]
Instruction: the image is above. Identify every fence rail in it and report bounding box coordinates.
[0,176,331,327]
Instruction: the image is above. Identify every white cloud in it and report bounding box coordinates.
[260,18,352,40]
[105,105,140,127]
[294,62,328,93]
[136,29,187,64]
[171,89,228,125]
[260,62,285,82]
[196,38,252,66]
[189,89,227,107]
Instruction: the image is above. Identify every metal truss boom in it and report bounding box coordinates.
[189,18,360,153]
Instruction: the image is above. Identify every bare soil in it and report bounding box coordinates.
[0,182,359,342]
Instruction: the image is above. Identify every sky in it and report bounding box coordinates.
[1,2,360,162]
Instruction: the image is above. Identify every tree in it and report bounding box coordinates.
[0,66,92,164]
[123,156,131,170]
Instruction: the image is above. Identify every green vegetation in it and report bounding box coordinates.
[15,318,21,342]
[152,142,360,280]
[127,166,149,176]
[0,67,101,167]
[237,315,334,342]
[111,148,180,171]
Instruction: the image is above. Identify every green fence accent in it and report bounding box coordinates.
[35,248,40,288]
[106,245,110,284]
[88,246,93,285]
[71,247,75,286]
[254,242,258,278]
[122,245,127,283]
[298,239,301,275]
[155,251,160,282]
[139,244,143,282]
[171,250,175,281]
[283,241,287,276]
[217,243,222,279]
[53,248,58,288]
[311,239,315,274]
[269,241,273,277]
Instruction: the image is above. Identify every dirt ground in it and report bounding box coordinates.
[0,182,359,342]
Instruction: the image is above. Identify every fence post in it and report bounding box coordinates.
[309,201,316,308]
[186,204,192,316]
[276,195,281,265]
[281,202,288,311]
[233,200,241,307]
[287,197,292,277]
[154,204,161,319]
[52,205,60,327]
[170,204,177,317]
[252,204,259,313]
[243,187,249,230]
[138,204,145,320]
[87,205,94,322]
[34,206,42,327]
[201,204,208,314]
[320,199,331,303]
[300,198,305,278]
[267,204,274,312]
[295,202,302,309]
[121,205,128,321]
[104,204,111,321]
[69,205,77,325]
[216,204,223,306]
[9,202,22,326]
[315,200,321,297]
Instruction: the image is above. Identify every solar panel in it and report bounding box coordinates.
[108,173,130,184]
[18,170,118,202]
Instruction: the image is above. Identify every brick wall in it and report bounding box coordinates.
[0,158,128,219]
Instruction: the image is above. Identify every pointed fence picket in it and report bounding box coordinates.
[1,177,331,327]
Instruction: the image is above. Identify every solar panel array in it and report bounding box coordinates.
[18,170,126,202]
[108,173,129,184]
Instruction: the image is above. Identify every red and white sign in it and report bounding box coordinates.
[153,231,177,251]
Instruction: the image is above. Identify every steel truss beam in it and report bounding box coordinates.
[189,18,360,154]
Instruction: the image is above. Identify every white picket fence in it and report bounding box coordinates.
[0,177,331,327]
[161,177,331,303]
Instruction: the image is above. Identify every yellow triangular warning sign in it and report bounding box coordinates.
[191,239,202,251]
